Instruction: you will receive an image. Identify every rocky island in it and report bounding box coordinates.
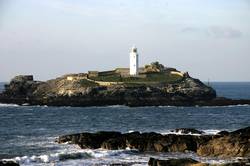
[0,62,250,107]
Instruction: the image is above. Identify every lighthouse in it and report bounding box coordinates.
[130,46,139,76]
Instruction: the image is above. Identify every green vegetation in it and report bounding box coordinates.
[89,72,183,85]
[89,74,122,82]
[77,79,98,87]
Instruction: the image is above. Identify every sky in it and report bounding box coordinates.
[0,0,250,82]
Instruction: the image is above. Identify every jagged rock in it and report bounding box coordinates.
[148,158,250,166]
[217,131,230,136]
[57,127,250,158]
[197,127,250,158]
[58,131,209,153]
[57,131,122,149]
[148,158,202,166]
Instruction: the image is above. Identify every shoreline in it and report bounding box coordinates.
[1,96,250,107]
[1,127,250,166]
[1,102,250,108]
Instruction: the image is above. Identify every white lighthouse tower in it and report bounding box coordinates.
[130,46,139,76]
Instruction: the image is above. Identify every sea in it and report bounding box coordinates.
[0,82,250,166]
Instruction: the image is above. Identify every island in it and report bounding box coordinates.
[0,61,250,107]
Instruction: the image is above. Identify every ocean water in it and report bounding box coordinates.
[0,82,250,166]
[0,82,5,93]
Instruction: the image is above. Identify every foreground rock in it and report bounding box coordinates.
[57,127,250,158]
[148,158,250,166]
[197,127,250,157]
[0,161,19,166]
[148,158,201,166]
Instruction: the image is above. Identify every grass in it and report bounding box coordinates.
[77,79,98,87]
[89,72,183,85]
[89,74,122,82]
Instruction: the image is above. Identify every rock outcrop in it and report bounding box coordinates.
[197,127,250,157]
[148,158,203,166]
[57,127,250,158]
[148,158,250,166]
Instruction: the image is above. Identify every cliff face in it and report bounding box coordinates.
[0,74,217,106]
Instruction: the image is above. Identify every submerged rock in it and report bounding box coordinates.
[57,127,250,158]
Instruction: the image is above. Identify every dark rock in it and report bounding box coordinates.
[58,131,209,153]
[58,127,250,158]
[57,131,122,149]
[148,158,250,166]
[217,131,230,136]
[0,161,19,166]
[195,97,250,107]
[197,127,250,157]
[101,137,126,150]
[148,158,202,166]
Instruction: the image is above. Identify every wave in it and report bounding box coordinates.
[200,104,250,108]
[2,148,236,166]
[3,151,93,165]
[126,128,224,136]
[2,149,139,165]
[107,105,128,108]
[202,129,222,135]
[161,129,222,136]
[0,103,19,107]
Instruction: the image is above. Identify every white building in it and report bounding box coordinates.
[130,46,139,76]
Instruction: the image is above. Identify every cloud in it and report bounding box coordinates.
[36,0,99,17]
[181,27,200,33]
[35,0,169,23]
[181,26,242,39]
[207,26,242,38]
[244,0,250,6]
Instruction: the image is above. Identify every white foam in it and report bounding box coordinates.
[201,104,250,108]
[202,129,221,135]
[4,148,139,165]
[0,103,19,107]
[107,105,128,108]
[4,148,239,166]
[10,151,90,165]
[161,130,201,136]
[161,129,223,136]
